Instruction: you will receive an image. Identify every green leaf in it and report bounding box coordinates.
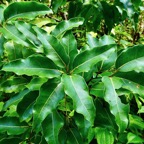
[95,127,114,144]
[127,132,144,143]
[0,117,29,135]
[61,30,78,70]
[17,91,39,122]
[51,17,84,38]
[138,106,144,113]
[2,54,61,78]
[3,89,30,110]
[33,80,64,130]
[4,1,52,21]
[0,77,28,93]
[42,110,64,144]
[33,26,69,68]
[51,0,66,13]
[102,76,129,132]
[66,128,83,144]
[71,44,115,74]
[0,137,22,144]
[0,24,30,47]
[62,74,96,125]
[116,45,144,72]
[26,77,47,91]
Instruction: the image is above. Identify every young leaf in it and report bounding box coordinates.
[62,74,96,125]
[61,30,78,70]
[2,54,62,78]
[116,45,144,73]
[95,127,114,144]
[33,26,69,68]
[51,17,84,38]
[102,76,129,132]
[42,110,64,144]
[0,117,29,135]
[71,44,115,74]
[4,1,52,21]
[33,80,64,131]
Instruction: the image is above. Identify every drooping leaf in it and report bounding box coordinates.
[116,45,144,73]
[66,128,83,144]
[62,74,96,125]
[33,26,69,68]
[127,132,144,143]
[51,17,84,38]
[2,54,62,78]
[102,76,129,132]
[42,110,64,144]
[71,44,115,74]
[0,117,29,135]
[17,91,39,122]
[61,30,78,70]
[3,89,30,110]
[4,1,52,21]
[95,127,114,144]
[33,80,64,130]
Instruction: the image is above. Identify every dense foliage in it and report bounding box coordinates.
[0,0,144,143]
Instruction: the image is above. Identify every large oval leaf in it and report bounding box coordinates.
[116,45,144,72]
[61,74,96,125]
[71,44,115,74]
[4,1,52,21]
[33,80,65,131]
[42,110,64,144]
[0,117,29,135]
[102,76,129,132]
[2,54,61,78]
[51,17,84,38]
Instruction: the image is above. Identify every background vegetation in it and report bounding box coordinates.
[0,0,144,143]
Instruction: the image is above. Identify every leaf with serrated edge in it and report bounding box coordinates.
[33,80,64,131]
[42,110,64,144]
[4,1,52,21]
[62,74,96,125]
[102,76,129,132]
[2,54,61,78]
[51,17,84,38]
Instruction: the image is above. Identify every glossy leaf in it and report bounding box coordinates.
[33,80,64,130]
[71,44,115,74]
[3,89,30,110]
[127,132,144,143]
[116,45,144,72]
[66,128,83,144]
[95,127,114,144]
[42,110,64,144]
[61,30,78,70]
[0,137,22,144]
[4,1,52,21]
[51,17,84,38]
[102,76,129,132]
[33,26,69,68]
[2,54,61,78]
[62,74,96,125]
[0,117,29,135]
[17,91,39,122]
